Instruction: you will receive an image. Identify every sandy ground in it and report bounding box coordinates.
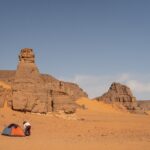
[0,98,150,150]
[0,81,11,89]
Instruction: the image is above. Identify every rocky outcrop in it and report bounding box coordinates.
[0,84,12,108]
[41,75,88,99]
[95,82,141,112]
[0,70,15,85]
[49,90,77,113]
[12,48,49,113]
[0,71,88,100]
[137,100,150,111]
[9,48,87,113]
[0,86,6,107]
[61,82,88,99]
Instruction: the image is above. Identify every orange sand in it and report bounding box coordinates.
[0,81,11,89]
[76,97,123,113]
[0,98,150,150]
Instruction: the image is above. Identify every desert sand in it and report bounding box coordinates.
[0,98,150,150]
[0,81,11,89]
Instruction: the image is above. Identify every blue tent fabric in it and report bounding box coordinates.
[2,127,12,135]
[1,124,25,137]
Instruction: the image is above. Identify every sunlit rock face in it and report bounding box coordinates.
[11,48,88,113]
[95,82,143,113]
[12,48,49,113]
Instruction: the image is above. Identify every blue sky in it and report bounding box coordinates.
[0,0,150,99]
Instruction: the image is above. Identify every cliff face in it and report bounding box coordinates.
[95,82,142,113]
[41,74,87,100]
[0,48,88,113]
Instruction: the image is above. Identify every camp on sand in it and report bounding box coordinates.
[1,123,25,137]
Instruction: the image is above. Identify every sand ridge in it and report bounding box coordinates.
[76,97,122,113]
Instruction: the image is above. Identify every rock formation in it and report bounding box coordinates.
[0,81,12,108]
[6,48,88,113]
[0,70,15,85]
[95,82,141,112]
[0,86,8,107]
[137,100,150,111]
[12,48,49,113]
[0,49,147,115]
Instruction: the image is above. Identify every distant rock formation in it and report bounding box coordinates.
[95,82,142,112]
[0,70,15,85]
[137,100,150,111]
[0,86,8,107]
[1,48,88,113]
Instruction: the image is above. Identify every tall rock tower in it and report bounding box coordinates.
[12,48,50,113]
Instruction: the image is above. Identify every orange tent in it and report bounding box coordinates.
[1,124,25,137]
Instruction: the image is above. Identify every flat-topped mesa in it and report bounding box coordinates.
[19,48,35,63]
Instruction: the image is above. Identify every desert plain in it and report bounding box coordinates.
[0,98,150,150]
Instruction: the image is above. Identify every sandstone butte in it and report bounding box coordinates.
[0,48,148,114]
[94,82,145,114]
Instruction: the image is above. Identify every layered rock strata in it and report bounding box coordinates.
[10,48,87,113]
[95,82,141,112]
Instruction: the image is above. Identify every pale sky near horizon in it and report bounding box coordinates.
[0,0,150,99]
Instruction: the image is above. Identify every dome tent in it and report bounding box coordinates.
[1,123,25,137]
